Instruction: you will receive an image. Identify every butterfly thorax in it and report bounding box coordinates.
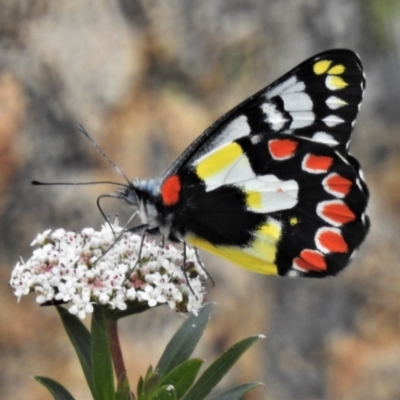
[118,178,180,239]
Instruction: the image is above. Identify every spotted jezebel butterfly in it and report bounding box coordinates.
[114,49,369,278]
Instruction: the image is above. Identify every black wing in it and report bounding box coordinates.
[163,49,365,179]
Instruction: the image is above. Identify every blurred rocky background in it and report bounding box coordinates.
[1,1,400,399]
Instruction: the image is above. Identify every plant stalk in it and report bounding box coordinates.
[107,317,127,389]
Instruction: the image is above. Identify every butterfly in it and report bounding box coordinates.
[117,49,369,278]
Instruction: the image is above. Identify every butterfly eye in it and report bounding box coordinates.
[118,185,139,206]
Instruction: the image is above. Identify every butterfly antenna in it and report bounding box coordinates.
[78,125,131,185]
[32,180,128,187]
[97,193,120,238]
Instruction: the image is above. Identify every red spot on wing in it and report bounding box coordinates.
[268,139,298,160]
[303,154,333,173]
[317,228,348,253]
[324,173,352,197]
[161,175,181,206]
[320,201,356,225]
[294,249,327,271]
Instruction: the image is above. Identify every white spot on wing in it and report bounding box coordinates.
[289,111,315,129]
[326,96,347,110]
[265,76,298,99]
[323,115,345,127]
[281,92,313,112]
[243,175,299,213]
[261,102,288,131]
[213,115,251,148]
[312,131,338,146]
[283,80,306,94]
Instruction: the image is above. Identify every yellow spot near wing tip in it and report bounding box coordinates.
[326,75,348,90]
[289,216,298,226]
[313,59,332,75]
[328,64,346,75]
[195,142,243,180]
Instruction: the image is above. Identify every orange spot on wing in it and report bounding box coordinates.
[304,154,333,172]
[318,229,348,253]
[322,202,356,224]
[295,249,327,271]
[326,174,352,196]
[161,175,181,206]
[269,139,298,160]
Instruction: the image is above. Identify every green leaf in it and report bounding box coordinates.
[142,371,160,398]
[149,385,177,400]
[91,306,115,400]
[137,376,144,396]
[34,376,76,400]
[209,382,263,400]
[56,306,96,399]
[156,303,213,377]
[182,335,264,400]
[159,359,203,399]
[116,375,133,400]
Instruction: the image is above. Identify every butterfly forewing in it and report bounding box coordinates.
[163,49,365,179]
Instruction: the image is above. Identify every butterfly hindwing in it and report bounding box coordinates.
[171,133,368,277]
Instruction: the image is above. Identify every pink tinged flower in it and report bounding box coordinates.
[10,220,208,319]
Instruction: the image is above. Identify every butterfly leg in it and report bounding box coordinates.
[181,241,196,295]
[194,247,214,286]
[160,236,165,248]
[129,226,150,272]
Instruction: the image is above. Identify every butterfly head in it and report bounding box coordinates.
[116,178,166,231]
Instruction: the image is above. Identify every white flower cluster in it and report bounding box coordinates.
[10,222,207,319]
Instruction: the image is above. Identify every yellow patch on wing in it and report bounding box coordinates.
[246,191,262,211]
[257,220,281,241]
[328,64,345,75]
[195,142,243,180]
[313,59,332,75]
[289,216,299,226]
[186,219,282,275]
[326,75,348,90]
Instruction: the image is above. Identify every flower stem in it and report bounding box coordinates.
[106,317,127,389]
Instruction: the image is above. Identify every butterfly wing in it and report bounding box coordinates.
[158,49,368,277]
[163,49,365,179]
[175,133,369,277]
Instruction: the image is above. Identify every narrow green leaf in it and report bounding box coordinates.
[91,306,115,400]
[182,335,264,400]
[149,385,177,400]
[34,376,76,400]
[142,371,160,398]
[116,375,133,400]
[156,303,213,377]
[209,382,263,400]
[159,359,203,399]
[56,306,96,399]
[137,376,144,396]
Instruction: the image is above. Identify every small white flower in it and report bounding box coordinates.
[10,220,208,318]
